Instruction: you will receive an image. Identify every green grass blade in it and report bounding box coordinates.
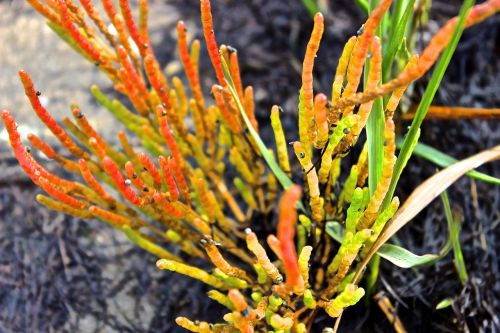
[367,99,385,195]
[383,0,475,208]
[377,244,439,268]
[220,56,294,191]
[355,0,370,15]
[383,0,415,83]
[436,298,453,310]
[441,191,468,285]
[398,139,500,185]
[326,221,451,268]
[302,0,319,18]
[365,0,387,196]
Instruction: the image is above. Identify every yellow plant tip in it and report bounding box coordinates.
[298,245,313,288]
[324,284,365,318]
[208,290,236,310]
[156,259,227,290]
[270,105,291,176]
[246,230,283,283]
[270,313,294,330]
[331,36,357,108]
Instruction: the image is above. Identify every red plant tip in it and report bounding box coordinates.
[314,93,327,104]
[200,0,226,86]
[102,156,142,206]
[277,185,304,293]
[138,152,162,187]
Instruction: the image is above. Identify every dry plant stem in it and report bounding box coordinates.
[403,106,500,119]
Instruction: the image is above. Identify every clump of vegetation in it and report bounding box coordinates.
[3,0,499,331]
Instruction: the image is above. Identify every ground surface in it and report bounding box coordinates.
[0,0,498,332]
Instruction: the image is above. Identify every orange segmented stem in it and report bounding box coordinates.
[37,194,91,219]
[124,161,149,193]
[229,50,244,101]
[80,0,116,47]
[138,153,162,189]
[189,99,206,141]
[267,234,284,262]
[88,137,107,160]
[228,289,249,312]
[79,159,114,202]
[2,111,78,193]
[57,0,103,63]
[243,86,258,131]
[117,68,150,116]
[27,133,79,172]
[152,192,186,219]
[277,185,305,294]
[2,110,45,183]
[301,13,324,142]
[119,0,147,55]
[177,21,205,111]
[202,237,249,280]
[385,55,418,119]
[341,0,391,117]
[138,0,149,41]
[156,105,186,174]
[27,0,61,25]
[19,70,89,159]
[89,205,130,227]
[117,46,149,103]
[38,177,86,209]
[167,156,190,203]
[118,130,138,161]
[158,156,180,201]
[200,0,226,86]
[403,106,500,120]
[246,229,283,283]
[212,85,241,133]
[144,53,171,108]
[313,93,329,148]
[351,37,382,137]
[102,156,143,206]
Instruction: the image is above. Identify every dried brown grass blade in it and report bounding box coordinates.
[353,144,500,283]
[403,106,500,120]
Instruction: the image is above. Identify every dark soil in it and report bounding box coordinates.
[0,0,498,332]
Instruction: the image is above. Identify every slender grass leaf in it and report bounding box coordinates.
[398,139,500,185]
[302,0,320,18]
[326,221,452,268]
[353,144,500,283]
[441,191,468,284]
[377,244,439,268]
[383,0,415,83]
[367,98,385,195]
[436,298,453,310]
[384,0,475,209]
[355,0,370,15]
